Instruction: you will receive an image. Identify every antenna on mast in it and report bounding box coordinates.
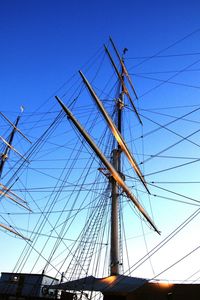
[20,105,24,114]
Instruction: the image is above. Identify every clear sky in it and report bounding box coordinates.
[1,0,200,286]
[1,0,200,112]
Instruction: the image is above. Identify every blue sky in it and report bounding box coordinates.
[1,0,200,113]
[1,0,200,282]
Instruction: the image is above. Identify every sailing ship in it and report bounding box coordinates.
[1,37,200,299]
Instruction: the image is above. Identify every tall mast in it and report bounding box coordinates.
[110,51,125,276]
[56,41,160,276]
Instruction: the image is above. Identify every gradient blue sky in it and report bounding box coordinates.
[1,0,200,113]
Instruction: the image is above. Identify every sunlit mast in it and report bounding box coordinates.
[56,38,159,279]
[110,43,133,275]
[110,51,125,276]
[107,39,145,275]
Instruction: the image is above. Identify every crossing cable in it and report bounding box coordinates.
[140,109,200,125]
[144,157,200,177]
[127,28,200,70]
[132,73,200,90]
[138,115,200,165]
[125,174,200,206]
[131,67,200,75]
[150,244,200,281]
[136,56,200,100]
[126,173,193,209]
[90,207,200,299]
[128,105,200,142]
[126,52,200,60]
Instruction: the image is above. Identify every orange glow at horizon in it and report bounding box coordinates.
[158,281,174,288]
[101,275,118,285]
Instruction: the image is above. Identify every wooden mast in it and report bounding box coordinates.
[110,147,120,275]
[56,40,160,278]
[110,47,125,275]
[55,97,159,232]
[78,70,150,193]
